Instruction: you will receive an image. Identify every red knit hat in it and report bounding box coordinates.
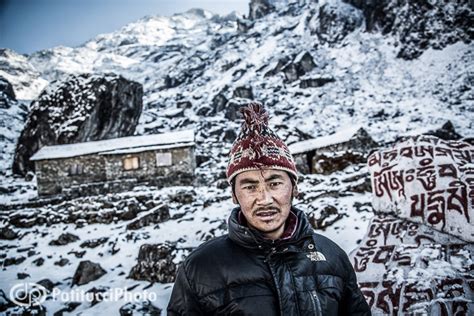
[226,102,298,183]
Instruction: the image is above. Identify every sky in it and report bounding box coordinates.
[0,0,250,55]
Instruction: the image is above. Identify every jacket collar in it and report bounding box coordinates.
[228,206,314,250]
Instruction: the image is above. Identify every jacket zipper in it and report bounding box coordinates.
[309,290,322,316]
[265,247,284,316]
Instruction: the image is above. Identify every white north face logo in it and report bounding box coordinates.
[306,251,327,262]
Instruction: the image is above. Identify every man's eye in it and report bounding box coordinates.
[243,185,256,191]
[269,182,282,187]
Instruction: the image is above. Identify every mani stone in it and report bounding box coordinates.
[368,135,474,242]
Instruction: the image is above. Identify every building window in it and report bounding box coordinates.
[69,163,83,175]
[123,156,140,170]
[156,152,172,167]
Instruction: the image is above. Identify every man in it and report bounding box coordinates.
[167,102,371,315]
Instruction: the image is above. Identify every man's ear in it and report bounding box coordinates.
[232,191,239,204]
[292,184,299,198]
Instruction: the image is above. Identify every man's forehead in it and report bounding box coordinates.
[235,169,289,182]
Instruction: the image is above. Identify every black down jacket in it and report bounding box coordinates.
[167,207,371,315]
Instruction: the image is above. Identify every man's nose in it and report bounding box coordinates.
[256,186,272,205]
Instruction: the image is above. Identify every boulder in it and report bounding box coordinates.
[0,226,18,240]
[295,52,316,74]
[0,77,15,108]
[342,0,390,32]
[248,0,275,20]
[54,258,70,266]
[52,302,81,315]
[13,73,143,176]
[128,243,177,283]
[310,0,363,43]
[196,105,213,117]
[49,233,80,246]
[0,289,15,312]
[425,121,462,141]
[33,257,45,266]
[120,301,162,316]
[36,278,56,292]
[300,76,335,89]
[308,205,344,229]
[237,17,255,32]
[282,63,300,82]
[17,272,30,279]
[176,100,192,109]
[126,204,170,230]
[222,128,238,143]
[169,190,195,205]
[2,256,26,267]
[264,58,290,77]
[86,286,108,306]
[232,86,254,100]
[80,237,109,249]
[211,93,228,113]
[313,151,366,175]
[282,52,316,82]
[72,260,107,286]
[224,99,248,121]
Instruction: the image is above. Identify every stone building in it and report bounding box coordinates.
[30,130,195,197]
[288,126,378,174]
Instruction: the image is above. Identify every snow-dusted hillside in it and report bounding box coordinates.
[0,0,472,314]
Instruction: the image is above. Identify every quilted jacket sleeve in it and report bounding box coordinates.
[340,252,372,315]
[167,264,204,316]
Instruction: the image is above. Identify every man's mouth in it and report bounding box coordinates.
[254,209,279,219]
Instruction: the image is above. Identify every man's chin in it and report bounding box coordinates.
[253,221,283,233]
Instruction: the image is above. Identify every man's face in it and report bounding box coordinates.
[232,169,297,240]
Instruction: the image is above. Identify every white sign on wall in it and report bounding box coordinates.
[156,152,172,167]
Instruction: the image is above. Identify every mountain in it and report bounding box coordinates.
[0,0,472,314]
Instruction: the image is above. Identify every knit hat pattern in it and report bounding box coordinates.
[226,102,298,183]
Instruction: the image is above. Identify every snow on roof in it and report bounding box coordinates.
[30,129,194,161]
[288,125,363,155]
[99,142,194,155]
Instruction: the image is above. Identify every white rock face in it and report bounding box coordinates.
[368,135,474,242]
[0,49,48,100]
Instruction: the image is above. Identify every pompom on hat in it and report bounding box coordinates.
[226,102,298,183]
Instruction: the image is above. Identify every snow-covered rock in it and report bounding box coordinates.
[128,243,177,283]
[344,0,473,59]
[12,73,143,175]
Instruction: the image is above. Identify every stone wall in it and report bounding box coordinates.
[35,146,195,197]
[104,147,194,183]
[36,155,106,196]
